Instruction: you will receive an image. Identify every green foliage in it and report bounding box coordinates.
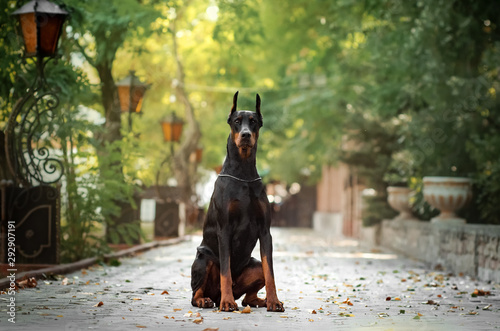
[362,195,397,227]
[338,0,500,224]
[58,105,144,261]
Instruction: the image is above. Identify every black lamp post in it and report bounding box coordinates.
[6,0,68,186]
[116,70,149,132]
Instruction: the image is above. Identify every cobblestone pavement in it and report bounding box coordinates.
[1,228,499,330]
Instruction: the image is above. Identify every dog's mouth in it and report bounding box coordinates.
[238,142,253,150]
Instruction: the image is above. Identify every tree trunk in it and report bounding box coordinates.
[171,20,201,205]
[96,61,122,144]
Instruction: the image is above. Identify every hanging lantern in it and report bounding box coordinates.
[195,147,203,163]
[160,112,184,142]
[116,70,149,113]
[189,146,203,163]
[12,0,68,58]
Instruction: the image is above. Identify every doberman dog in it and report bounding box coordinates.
[190,92,284,312]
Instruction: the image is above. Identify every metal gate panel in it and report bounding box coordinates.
[1,183,60,264]
[155,201,179,238]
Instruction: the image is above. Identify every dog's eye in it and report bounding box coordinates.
[235,119,241,125]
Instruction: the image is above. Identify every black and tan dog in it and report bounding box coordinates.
[190,92,284,312]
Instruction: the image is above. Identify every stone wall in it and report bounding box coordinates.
[375,220,500,283]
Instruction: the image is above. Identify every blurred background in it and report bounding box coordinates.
[1,0,500,265]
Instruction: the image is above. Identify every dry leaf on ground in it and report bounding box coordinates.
[241,305,251,314]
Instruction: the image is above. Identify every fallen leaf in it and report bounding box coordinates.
[312,310,317,314]
[132,298,142,301]
[136,326,147,328]
[472,289,491,297]
[57,315,63,317]
[385,297,391,301]
[18,277,37,288]
[241,305,252,314]
[173,308,182,312]
[202,328,219,331]
[222,317,231,320]
[342,298,353,306]
[161,290,169,295]
[94,301,104,307]
[193,318,203,324]
[339,312,354,317]
[61,278,69,286]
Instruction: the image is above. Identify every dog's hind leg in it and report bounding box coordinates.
[191,250,220,308]
[233,258,266,308]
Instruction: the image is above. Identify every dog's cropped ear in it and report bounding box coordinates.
[256,94,263,127]
[228,91,239,124]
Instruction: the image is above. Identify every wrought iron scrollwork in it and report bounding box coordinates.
[5,57,64,187]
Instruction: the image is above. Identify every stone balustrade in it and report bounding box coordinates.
[361,220,500,283]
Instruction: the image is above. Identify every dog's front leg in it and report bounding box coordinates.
[218,227,238,311]
[260,231,284,312]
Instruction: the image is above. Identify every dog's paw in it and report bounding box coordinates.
[193,297,215,308]
[220,299,239,312]
[266,299,285,312]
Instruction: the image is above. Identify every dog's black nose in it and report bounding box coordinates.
[241,130,251,139]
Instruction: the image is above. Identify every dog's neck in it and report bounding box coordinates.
[221,134,260,180]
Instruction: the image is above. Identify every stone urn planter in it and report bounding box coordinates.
[387,186,416,221]
[422,176,472,225]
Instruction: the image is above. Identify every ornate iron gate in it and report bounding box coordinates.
[1,58,64,265]
[1,183,60,264]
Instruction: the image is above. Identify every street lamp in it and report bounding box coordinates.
[13,0,68,58]
[160,111,184,143]
[116,70,149,132]
[155,112,184,190]
[7,0,68,186]
[190,147,203,163]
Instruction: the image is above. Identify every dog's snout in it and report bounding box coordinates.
[241,129,251,139]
